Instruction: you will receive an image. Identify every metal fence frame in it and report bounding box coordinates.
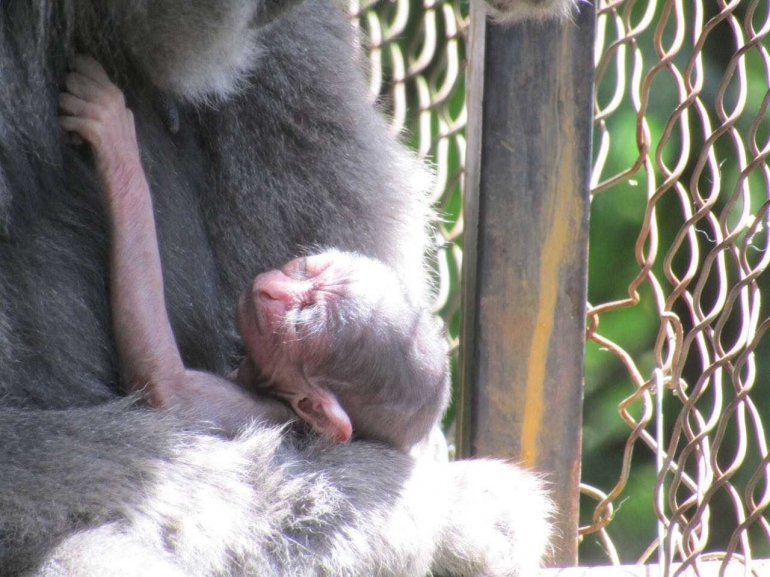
[457,1,595,566]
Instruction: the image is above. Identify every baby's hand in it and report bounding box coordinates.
[59,55,141,184]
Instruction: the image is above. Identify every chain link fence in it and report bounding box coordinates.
[584,0,770,572]
[355,0,770,573]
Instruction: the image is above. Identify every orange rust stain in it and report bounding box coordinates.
[520,150,580,468]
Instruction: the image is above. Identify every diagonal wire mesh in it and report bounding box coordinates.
[356,0,770,573]
[584,0,770,572]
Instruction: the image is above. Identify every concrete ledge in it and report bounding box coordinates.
[541,560,770,576]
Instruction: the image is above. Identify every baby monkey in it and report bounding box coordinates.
[59,56,448,451]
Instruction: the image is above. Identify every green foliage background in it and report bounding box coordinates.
[580,0,770,564]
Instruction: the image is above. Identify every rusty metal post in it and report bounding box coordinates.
[457,1,595,567]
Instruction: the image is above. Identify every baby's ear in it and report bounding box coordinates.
[291,388,352,443]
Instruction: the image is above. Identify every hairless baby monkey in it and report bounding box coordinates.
[59,55,448,451]
[239,250,450,449]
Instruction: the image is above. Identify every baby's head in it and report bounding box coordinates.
[236,250,448,450]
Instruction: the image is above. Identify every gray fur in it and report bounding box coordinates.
[0,0,556,574]
[4,404,552,576]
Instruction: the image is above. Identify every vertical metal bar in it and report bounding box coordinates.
[457,1,596,567]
